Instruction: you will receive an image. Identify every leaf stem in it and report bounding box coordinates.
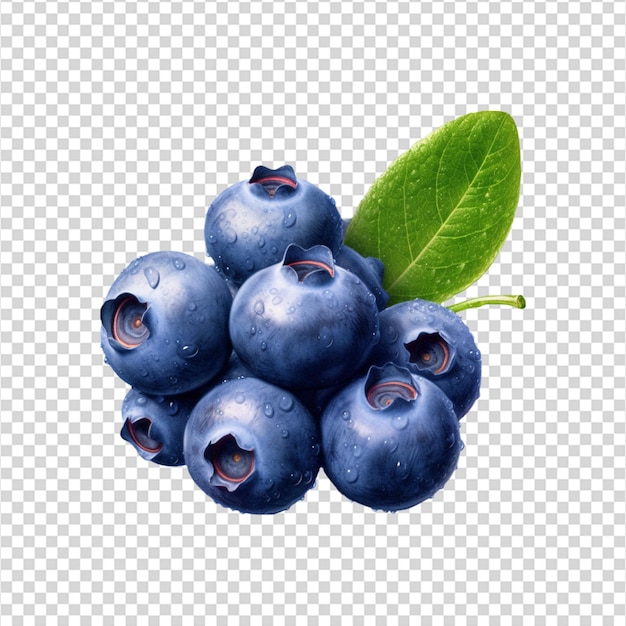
[448,294,526,313]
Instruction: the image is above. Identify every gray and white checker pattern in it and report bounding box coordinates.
[1,0,624,623]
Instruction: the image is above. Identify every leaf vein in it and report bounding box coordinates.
[387,116,509,294]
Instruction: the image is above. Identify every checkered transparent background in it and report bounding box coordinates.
[1,1,625,624]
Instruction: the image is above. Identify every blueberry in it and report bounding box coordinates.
[368,299,481,419]
[334,245,390,311]
[204,165,344,285]
[100,251,233,395]
[229,244,380,390]
[120,387,204,466]
[320,363,463,512]
[214,351,256,384]
[184,378,321,514]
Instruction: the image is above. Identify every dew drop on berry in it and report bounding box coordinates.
[279,395,294,412]
[386,437,398,452]
[168,400,179,415]
[469,349,481,361]
[177,343,199,359]
[136,394,148,406]
[254,301,265,315]
[290,471,303,485]
[263,403,274,418]
[344,467,359,483]
[235,392,246,404]
[282,210,296,228]
[143,266,160,289]
[173,258,186,271]
[391,414,409,430]
[341,410,351,421]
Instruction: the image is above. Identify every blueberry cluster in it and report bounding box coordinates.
[100,165,481,514]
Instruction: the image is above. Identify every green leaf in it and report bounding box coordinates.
[344,111,521,305]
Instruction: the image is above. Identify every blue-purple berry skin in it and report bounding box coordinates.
[320,364,463,512]
[184,377,321,515]
[204,165,344,285]
[100,251,233,396]
[369,299,481,419]
[120,387,204,466]
[228,244,380,390]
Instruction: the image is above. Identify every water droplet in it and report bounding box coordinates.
[311,443,320,456]
[144,266,160,289]
[344,467,359,483]
[290,471,303,485]
[188,302,197,311]
[263,403,274,417]
[272,295,282,305]
[168,400,179,415]
[281,429,289,438]
[318,328,334,348]
[279,395,294,412]
[254,301,265,315]
[169,376,178,385]
[257,237,265,248]
[177,343,199,359]
[244,258,255,271]
[282,210,297,228]
[386,437,398,452]
[392,414,409,430]
[341,410,351,421]
[394,460,410,479]
[224,229,237,243]
[173,258,186,271]
[235,392,246,404]
[352,444,362,458]
[136,395,148,406]
[260,341,267,351]
[303,470,313,484]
